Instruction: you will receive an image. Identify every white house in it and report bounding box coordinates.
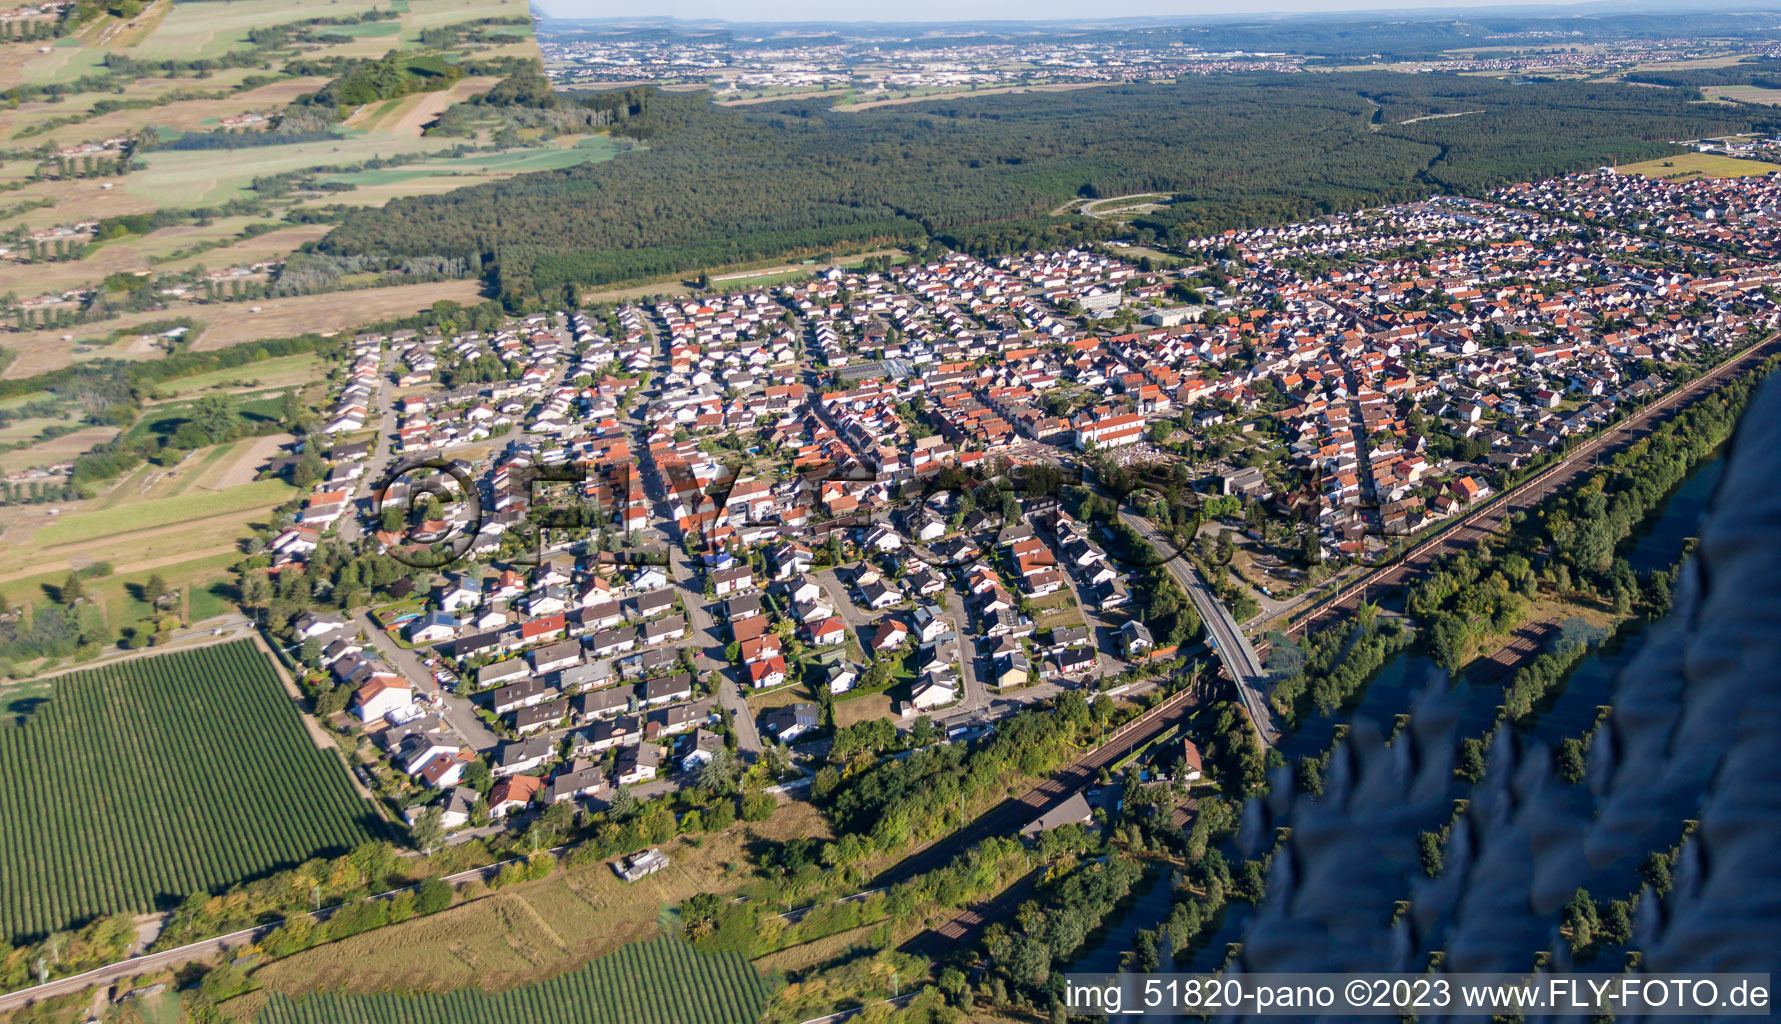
[353,675,412,722]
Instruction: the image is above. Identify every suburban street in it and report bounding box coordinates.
[352,609,500,753]
[667,541,764,756]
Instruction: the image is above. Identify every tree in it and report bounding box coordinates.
[143,573,169,607]
[414,877,452,915]
[292,449,326,489]
[681,891,722,938]
[1562,888,1600,953]
[191,394,236,443]
[608,785,637,819]
[59,573,85,606]
[464,758,494,796]
[409,806,446,855]
[740,791,776,821]
[1215,531,1236,565]
[697,747,740,793]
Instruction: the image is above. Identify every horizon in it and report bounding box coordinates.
[532,0,1774,27]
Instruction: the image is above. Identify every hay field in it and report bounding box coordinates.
[148,354,324,400]
[0,280,484,378]
[5,216,298,296]
[399,0,530,42]
[0,40,106,91]
[0,425,119,474]
[28,476,295,548]
[310,136,627,206]
[0,312,182,380]
[152,222,335,276]
[340,76,499,136]
[125,0,395,61]
[1705,85,1781,106]
[4,176,161,232]
[186,279,487,350]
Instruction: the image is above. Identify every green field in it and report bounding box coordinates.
[125,133,461,205]
[255,935,779,1024]
[124,393,291,444]
[125,0,397,61]
[0,642,379,940]
[148,353,326,400]
[30,477,296,546]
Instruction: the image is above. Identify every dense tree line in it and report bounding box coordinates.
[1268,612,1414,722]
[416,15,532,49]
[428,68,653,138]
[317,75,1754,307]
[822,689,1129,855]
[1622,59,1781,89]
[154,129,339,151]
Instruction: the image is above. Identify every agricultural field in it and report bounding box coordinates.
[124,0,397,62]
[1706,85,1781,106]
[1618,152,1780,181]
[252,935,779,1024]
[0,281,485,379]
[146,354,326,400]
[188,280,487,351]
[124,133,464,206]
[0,0,640,389]
[28,476,294,546]
[254,802,832,996]
[0,641,379,941]
[0,424,120,474]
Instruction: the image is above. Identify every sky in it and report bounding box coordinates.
[536,0,1665,26]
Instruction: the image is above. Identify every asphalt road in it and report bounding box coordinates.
[352,608,500,753]
[1118,509,1281,746]
[668,522,764,757]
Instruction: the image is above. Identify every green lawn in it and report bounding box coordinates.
[124,393,290,445]
[125,132,458,205]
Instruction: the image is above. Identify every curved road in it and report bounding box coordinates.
[1117,510,1280,746]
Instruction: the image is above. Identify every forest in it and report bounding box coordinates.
[316,74,1756,307]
